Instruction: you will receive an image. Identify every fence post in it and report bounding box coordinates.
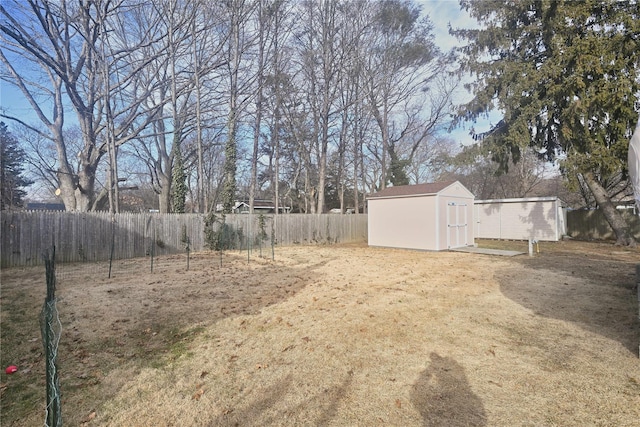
[271,217,275,261]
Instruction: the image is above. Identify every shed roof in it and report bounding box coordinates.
[475,196,564,205]
[368,181,458,200]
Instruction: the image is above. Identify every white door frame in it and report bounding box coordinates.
[447,201,468,249]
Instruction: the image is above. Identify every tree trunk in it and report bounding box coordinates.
[338,111,348,213]
[249,0,265,214]
[158,172,171,213]
[152,110,172,214]
[353,82,363,214]
[582,172,637,247]
[369,101,389,190]
[273,8,281,216]
[192,15,205,213]
[303,145,313,214]
[380,104,389,190]
[222,1,241,214]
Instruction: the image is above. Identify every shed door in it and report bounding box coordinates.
[447,202,468,249]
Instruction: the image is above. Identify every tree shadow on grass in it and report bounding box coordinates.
[212,375,293,427]
[60,255,335,369]
[411,352,487,427]
[312,373,354,426]
[210,373,353,426]
[497,249,639,354]
[0,253,337,426]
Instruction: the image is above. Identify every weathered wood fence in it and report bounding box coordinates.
[566,209,640,241]
[1,212,368,267]
[5,208,635,267]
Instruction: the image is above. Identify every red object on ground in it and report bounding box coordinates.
[5,365,18,374]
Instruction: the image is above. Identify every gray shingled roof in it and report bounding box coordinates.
[367,181,457,199]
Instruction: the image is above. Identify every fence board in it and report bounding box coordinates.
[1,212,367,267]
[567,209,640,241]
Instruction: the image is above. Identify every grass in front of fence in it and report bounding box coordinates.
[1,286,47,423]
[1,241,639,426]
[1,250,301,426]
[0,276,208,426]
[476,238,531,252]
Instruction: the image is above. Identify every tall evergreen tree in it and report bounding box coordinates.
[452,0,639,246]
[0,122,33,209]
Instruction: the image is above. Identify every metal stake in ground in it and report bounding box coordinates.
[151,226,156,273]
[40,246,62,427]
[108,217,116,278]
[271,218,275,261]
[186,237,190,271]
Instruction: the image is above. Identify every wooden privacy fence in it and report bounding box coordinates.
[566,209,640,241]
[1,212,368,267]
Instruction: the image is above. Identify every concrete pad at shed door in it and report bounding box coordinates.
[449,246,524,257]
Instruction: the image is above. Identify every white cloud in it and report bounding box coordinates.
[418,0,501,146]
[418,0,479,53]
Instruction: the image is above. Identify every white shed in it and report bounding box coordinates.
[474,197,566,242]
[367,181,475,251]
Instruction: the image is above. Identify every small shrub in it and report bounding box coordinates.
[203,212,219,250]
[257,214,268,241]
[203,213,241,251]
[219,222,241,250]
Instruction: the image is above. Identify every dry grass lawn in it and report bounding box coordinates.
[1,239,639,426]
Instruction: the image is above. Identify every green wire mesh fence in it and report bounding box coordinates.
[40,246,62,427]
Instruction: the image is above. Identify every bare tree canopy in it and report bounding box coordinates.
[1,0,459,213]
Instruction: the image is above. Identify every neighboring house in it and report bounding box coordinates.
[215,200,291,214]
[614,199,638,215]
[367,181,475,251]
[329,208,356,214]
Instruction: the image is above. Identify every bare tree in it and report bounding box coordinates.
[1,0,166,211]
[294,0,347,213]
[406,134,458,184]
[1,0,468,215]
[189,0,225,213]
[362,0,444,189]
[445,144,556,200]
[220,0,256,213]
[248,0,267,213]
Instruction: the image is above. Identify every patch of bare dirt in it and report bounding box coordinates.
[1,240,639,426]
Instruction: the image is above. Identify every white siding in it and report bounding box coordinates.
[368,196,438,250]
[368,181,475,251]
[474,197,564,241]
